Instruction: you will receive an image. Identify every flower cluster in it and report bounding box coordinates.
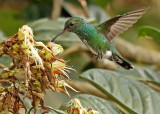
[0,25,77,114]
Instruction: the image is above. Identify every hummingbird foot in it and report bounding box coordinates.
[91,51,103,60]
[91,54,97,59]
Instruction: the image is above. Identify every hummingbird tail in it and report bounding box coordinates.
[111,54,134,70]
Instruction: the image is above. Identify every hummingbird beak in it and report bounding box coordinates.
[51,28,69,42]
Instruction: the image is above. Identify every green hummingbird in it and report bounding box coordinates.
[51,8,147,70]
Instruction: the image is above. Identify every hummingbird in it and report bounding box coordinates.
[51,8,147,70]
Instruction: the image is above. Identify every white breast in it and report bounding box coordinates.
[106,50,112,56]
[103,50,112,59]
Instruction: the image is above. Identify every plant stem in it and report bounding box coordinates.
[51,0,64,20]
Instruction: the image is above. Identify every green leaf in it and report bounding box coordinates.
[116,67,160,87]
[0,55,12,67]
[138,26,160,44]
[28,106,65,114]
[79,68,160,114]
[60,94,123,114]
[0,55,12,73]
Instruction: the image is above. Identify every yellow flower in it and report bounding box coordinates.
[47,42,64,55]
[67,98,99,114]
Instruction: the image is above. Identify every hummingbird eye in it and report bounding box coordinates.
[70,22,74,26]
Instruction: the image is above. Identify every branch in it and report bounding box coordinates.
[51,0,64,20]
[115,38,160,66]
[59,44,83,57]
[78,0,89,18]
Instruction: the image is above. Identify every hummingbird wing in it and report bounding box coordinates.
[96,8,147,41]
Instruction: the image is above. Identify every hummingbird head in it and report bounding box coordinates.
[51,17,85,42]
[64,17,85,32]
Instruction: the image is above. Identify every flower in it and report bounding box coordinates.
[67,98,99,114]
[47,42,64,55]
[0,25,76,114]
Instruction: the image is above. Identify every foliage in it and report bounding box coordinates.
[138,26,160,44]
[77,68,160,114]
[21,1,52,21]
[57,67,160,114]
[0,9,25,36]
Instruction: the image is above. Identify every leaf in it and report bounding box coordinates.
[79,68,160,114]
[0,55,12,67]
[60,94,123,114]
[0,55,12,73]
[28,106,65,114]
[138,26,160,44]
[116,67,160,87]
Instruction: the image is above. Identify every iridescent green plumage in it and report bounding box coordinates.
[51,8,147,70]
